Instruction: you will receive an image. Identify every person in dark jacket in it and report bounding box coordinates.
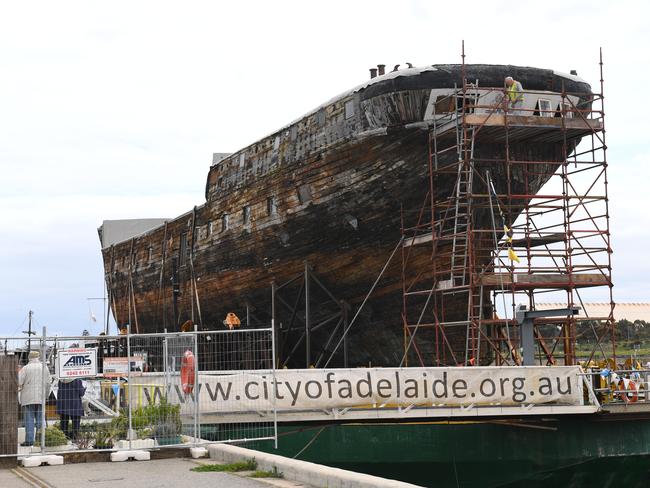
[56,378,85,440]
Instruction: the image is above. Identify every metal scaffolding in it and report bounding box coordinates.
[401,47,615,367]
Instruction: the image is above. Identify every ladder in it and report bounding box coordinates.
[449,80,478,289]
[449,155,473,287]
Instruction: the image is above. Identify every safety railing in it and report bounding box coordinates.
[581,367,650,405]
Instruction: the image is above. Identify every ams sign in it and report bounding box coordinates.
[57,348,98,378]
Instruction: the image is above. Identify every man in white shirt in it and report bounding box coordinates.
[18,350,51,446]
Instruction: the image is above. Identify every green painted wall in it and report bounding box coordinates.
[242,416,650,487]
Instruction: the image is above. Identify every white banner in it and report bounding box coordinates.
[129,366,584,413]
[57,348,97,378]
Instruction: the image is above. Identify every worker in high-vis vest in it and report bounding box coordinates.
[505,76,524,114]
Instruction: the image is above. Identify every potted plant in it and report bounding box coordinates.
[153,421,181,446]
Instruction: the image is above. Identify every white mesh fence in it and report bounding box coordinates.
[0,327,276,457]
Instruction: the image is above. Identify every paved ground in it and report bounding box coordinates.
[0,468,30,487]
[12,458,296,488]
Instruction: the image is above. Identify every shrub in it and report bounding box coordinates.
[153,421,181,438]
[44,426,68,447]
[110,397,182,441]
[94,424,114,449]
[75,429,95,450]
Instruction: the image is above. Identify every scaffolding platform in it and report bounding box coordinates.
[434,114,603,144]
[403,232,434,247]
[477,273,610,290]
[405,232,568,249]
[509,233,566,248]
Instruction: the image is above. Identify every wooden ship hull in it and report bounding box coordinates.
[99,64,593,368]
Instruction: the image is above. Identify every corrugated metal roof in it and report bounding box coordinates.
[98,219,170,249]
[536,303,650,322]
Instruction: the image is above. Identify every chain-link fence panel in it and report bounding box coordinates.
[0,336,33,457]
[0,327,277,458]
[127,329,276,446]
[126,332,197,449]
[196,328,276,443]
[42,333,125,455]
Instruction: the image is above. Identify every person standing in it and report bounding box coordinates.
[505,76,524,114]
[56,378,86,440]
[17,350,51,447]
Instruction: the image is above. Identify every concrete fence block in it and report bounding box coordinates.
[114,439,155,450]
[21,455,64,467]
[110,450,151,462]
[190,447,208,459]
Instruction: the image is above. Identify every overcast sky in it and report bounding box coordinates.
[0,0,647,337]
